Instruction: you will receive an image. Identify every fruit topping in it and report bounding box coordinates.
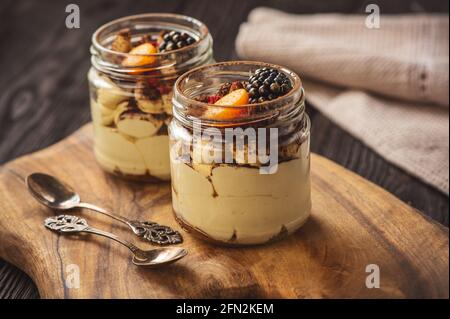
[135,34,159,48]
[230,81,245,92]
[158,30,196,52]
[214,89,249,106]
[111,28,132,53]
[207,95,221,104]
[216,81,245,97]
[194,68,291,109]
[122,43,157,67]
[109,28,198,58]
[247,68,292,103]
[191,68,293,121]
[204,107,246,121]
[199,89,249,120]
[194,81,246,104]
[218,82,232,97]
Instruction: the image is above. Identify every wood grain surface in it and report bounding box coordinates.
[0,124,447,298]
[0,0,448,299]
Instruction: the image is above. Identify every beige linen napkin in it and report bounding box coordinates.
[236,8,449,194]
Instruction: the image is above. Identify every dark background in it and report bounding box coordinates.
[0,0,448,299]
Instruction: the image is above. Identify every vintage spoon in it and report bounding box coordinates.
[45,215,187,267]
[26,172,182,245]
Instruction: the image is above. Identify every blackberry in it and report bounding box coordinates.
[158,30,196,52]
[247,68,292,103]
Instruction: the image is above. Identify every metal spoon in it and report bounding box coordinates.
[26,172,182,245]
[45,215,187,267]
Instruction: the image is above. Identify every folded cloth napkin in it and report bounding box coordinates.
[236,8,449,195]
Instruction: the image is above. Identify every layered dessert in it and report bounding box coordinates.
[170,63,311,245]
[89,14,213,181]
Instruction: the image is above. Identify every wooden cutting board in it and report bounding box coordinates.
[0,124,447,298]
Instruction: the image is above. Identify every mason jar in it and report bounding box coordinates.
[170,61,311,245]
[88,13,213,181]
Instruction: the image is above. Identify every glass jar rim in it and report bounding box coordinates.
[173,61,304,125]
[92,13,210,60]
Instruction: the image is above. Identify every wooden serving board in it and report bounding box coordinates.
[0,124,447,298]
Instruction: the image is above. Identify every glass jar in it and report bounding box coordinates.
[170,61,311,245]
[88,13,213,181]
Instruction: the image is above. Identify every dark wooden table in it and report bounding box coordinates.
[0,0,448,299]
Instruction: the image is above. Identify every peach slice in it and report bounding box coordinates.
[214,89,249,106]
[203,89,250,120]
[122,43,157,67]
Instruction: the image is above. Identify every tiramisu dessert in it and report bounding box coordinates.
[170,62,311,245]
[89,14,213,181]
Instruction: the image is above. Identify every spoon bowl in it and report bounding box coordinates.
[26,173,80,210]
[132,248,188,267]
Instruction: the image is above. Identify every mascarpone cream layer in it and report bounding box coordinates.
[91,100,170,180]
[171,141,311,244]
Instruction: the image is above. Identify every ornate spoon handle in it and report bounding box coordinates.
[76,202,183,245]
[44,215,141,253]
